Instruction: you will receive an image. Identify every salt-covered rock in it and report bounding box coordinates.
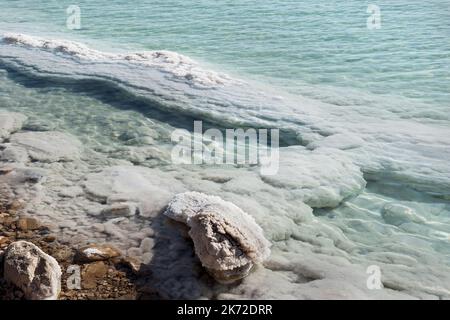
[101,202,137,217]
[0,112,27,141]
[83,166,184,217]
[122,256,143,274]
[9,131,82,162]
[3,241,61,300]
[75,244,121,263]
[164,192,271,283]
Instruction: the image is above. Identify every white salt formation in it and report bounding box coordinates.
[164,192,271,283]
[0,112,27,141]
[83,165,185,217]
[2,33,231,88]
[262,147,366,208]
[75,244,121,263]
[9,131,82,162]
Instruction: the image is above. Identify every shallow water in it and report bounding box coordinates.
[0,1,449,299]
[1,0,449,105]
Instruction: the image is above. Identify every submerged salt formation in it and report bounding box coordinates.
[164,192,271,283]
[9,131,82,163]
[0,112,27,141]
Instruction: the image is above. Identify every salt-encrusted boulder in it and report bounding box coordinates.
[3,241,61,300]
[164,192,271,283]
[9,131,82,162]
[0,112,27,141]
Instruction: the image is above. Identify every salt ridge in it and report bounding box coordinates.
[2,33,231,88]
[1,32,449,199]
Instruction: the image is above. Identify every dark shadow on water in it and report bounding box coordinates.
[0,61,300,147]
[134,211,239,299]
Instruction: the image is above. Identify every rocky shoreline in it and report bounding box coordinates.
[0,189,272,300]
[0,111,141,299]
[0,199,139,300]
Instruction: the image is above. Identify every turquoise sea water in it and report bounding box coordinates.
[0,1,449,298]
[1,0,449,107]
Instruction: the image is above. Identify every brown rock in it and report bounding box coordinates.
[43,235,57,243]
[17,217,40,231]
[82,261,108,289]
[121,256,142,274]
[2,231,15,237]
[8,200,23,211]
[0,166,14,175]
[0,235,9,246]
[0,216,16,227]
[75,244,121,263]
[15,231,33,239]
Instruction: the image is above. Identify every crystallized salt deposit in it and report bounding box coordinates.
[2,33,231,88]
[261,146,366,208]
[9,131,82,162]
[83,165,185,217]
[164,192,271,283]
[83,248,103,257]
[306,133,365,150]
[0,112,27,141]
